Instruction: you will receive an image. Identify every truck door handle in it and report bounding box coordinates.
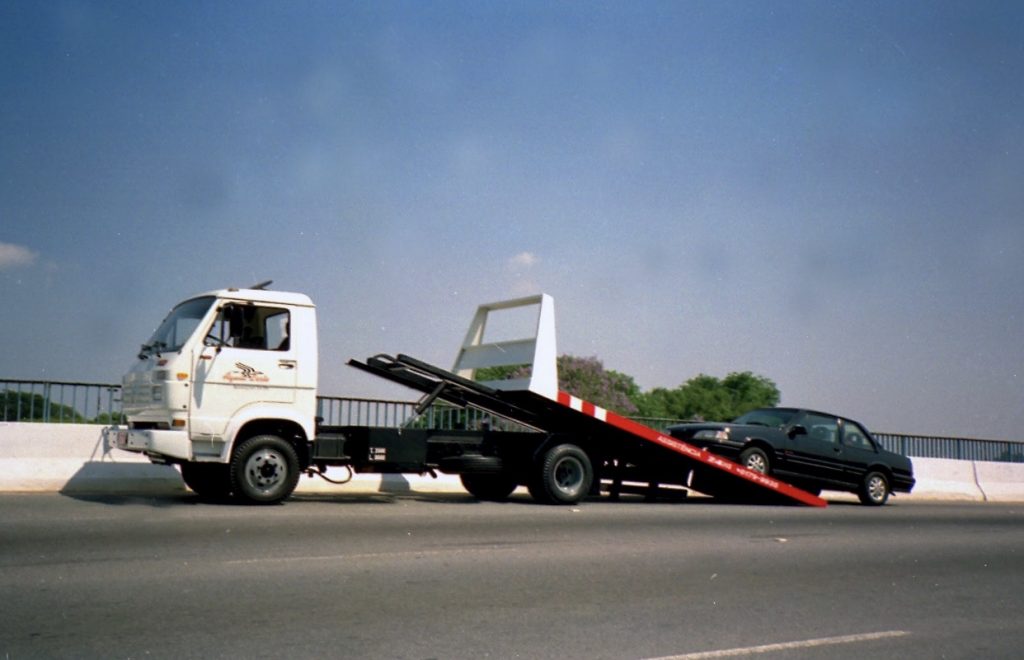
[278,361,296,370]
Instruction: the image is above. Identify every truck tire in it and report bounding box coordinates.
[180,462,232,500]
[460,473,518,501]
[230,434,300,504]
[528,443,593,505]
[439,454,504,474]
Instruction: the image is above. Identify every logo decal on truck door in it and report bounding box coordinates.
[224,362,270,383]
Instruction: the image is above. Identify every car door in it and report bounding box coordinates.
[784,412,846,484]
[837,419,880,484]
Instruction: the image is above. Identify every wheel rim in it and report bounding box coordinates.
[744,452,768,474]
[553,456,584,496]
[244,448,287,495]
[867,474,887,503]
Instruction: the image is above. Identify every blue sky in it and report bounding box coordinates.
[2,1,1022,439]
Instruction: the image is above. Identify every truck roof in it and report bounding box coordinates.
[196,287,315,308]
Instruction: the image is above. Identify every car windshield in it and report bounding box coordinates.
[140,296,215,356]
[732,409,797,428]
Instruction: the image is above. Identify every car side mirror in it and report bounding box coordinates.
[789,425,808,438]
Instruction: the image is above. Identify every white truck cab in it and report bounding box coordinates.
[118,284,318,501]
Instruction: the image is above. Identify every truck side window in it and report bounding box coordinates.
[205,304,290,351]
[265,310,289,351]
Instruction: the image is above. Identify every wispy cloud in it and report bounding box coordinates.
[0,242,37,270]
[507,251,538,269]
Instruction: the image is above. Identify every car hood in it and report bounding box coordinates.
[667,421,788,437]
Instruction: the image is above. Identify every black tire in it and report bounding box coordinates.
[739,447,771,475]
[180,462,232,500]
[439,454,504,474]
[230,434,300,504]
[529,444,593,505]
[858,471,890,506]
[460,473,518,501]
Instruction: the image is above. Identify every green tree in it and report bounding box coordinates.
[1,390,85,423]
[472,355,640,415]
[634,372,779,422]
[557,355,640,415]
[470,354,778,422]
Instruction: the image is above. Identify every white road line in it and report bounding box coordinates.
[224,546,510,565]
[645,630,911,660]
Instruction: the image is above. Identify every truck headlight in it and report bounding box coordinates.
[151,385,164,402]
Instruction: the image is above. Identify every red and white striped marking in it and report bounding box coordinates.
[559,392,608,421]
[556,391,827,507]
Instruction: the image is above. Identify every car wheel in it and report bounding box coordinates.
[739,447,770,475]
[858,471,890,506]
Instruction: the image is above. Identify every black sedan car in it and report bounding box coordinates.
[666,407,915,505]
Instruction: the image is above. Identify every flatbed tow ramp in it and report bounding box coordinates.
[349,295,826,508]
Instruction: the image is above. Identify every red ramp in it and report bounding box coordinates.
[556,391,827,507]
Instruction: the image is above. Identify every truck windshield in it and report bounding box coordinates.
[140,296,215,357]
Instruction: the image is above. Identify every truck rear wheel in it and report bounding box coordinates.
[230,434,300,504]
[529,443,593,505]
[460,473,518,501]
[180,462,232,500]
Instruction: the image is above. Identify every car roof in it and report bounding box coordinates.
[745,407,869,426]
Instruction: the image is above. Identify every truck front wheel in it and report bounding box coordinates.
[529,443,593,505]
[230,434,301,504]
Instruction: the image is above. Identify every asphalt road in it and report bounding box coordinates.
[1,492,1021,659]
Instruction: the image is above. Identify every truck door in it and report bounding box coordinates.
[189,302,297,439]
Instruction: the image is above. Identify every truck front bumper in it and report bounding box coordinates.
[116,428,192,462]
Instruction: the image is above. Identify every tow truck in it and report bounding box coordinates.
[116,283,826,507]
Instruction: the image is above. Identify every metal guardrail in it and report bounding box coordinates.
[874,432,1024,464]
[2,380,122,424]
[3,379,1023,463]
[316,396,536,432]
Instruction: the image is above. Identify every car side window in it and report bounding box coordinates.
[842,421,874,450]
[801,413,839,447]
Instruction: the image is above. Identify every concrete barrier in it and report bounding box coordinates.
[901,457,986,502]
[0,422,464,496]
[2,422,1023,502]
[974,461,1024,502]
[0,422,185,494]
